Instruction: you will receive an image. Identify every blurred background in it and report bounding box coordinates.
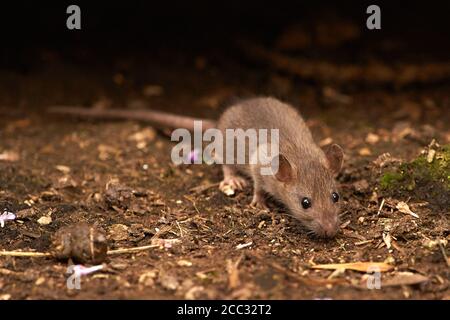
[0,0,449,118]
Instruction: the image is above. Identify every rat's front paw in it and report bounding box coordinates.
[250,192,268,210]
[219,176,248,196]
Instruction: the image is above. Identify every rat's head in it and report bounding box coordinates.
[270,144,344,238]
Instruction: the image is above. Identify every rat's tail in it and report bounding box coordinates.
[47,106,217,132]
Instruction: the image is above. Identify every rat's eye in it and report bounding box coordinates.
[332,192,340,203]
[301,197,312,209]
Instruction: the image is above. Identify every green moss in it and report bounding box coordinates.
[380,144,450,192]
[380,171,405,190]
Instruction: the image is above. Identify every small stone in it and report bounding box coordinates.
[177,260,193,267]
[139,270,158,287]
[365,133,380,145]
[358,147,372,156]
[222,185,235,196]
[159,273,179,291]
[37,216,52,225]
[185,286,206,300]
[35,277,46,286]
[55,165,71,173]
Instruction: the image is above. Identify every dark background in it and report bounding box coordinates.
[1,1,449,67]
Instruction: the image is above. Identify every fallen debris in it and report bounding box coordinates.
[396,201,419,219]
[236,241,253,250]
[373,153,401,168]
[227,255,243,289]
[311,262,394,273]
[377,198,386,215]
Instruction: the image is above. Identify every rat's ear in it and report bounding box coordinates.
[272,154,294,183]
[324,144,344,175]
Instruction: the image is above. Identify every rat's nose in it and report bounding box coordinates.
[318,220,338,238]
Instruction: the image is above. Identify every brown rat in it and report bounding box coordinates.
[48,97,344,238]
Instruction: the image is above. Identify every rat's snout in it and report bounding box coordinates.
[315,218,339,238]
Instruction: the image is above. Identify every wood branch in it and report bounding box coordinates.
[0,244,160,259]
[0,251,52,257]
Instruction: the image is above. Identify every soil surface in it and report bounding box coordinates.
[0,23,449,299]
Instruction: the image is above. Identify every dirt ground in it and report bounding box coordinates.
[0,22,449,299]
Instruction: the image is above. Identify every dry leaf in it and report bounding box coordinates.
[396,201,419,218]
[311,262,393,273]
